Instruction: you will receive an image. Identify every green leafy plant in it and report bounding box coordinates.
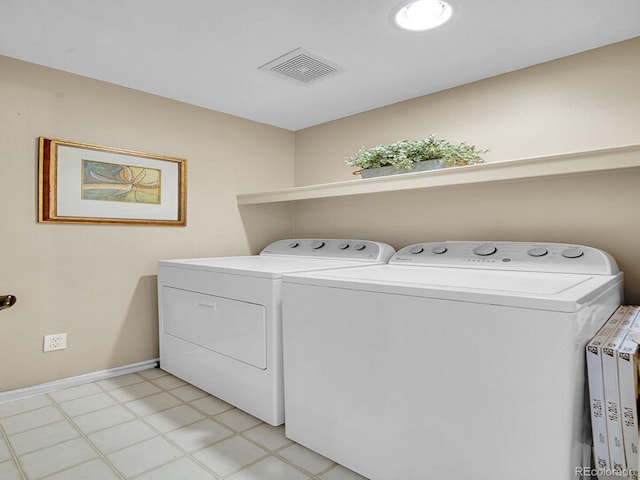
[346,135,487,171]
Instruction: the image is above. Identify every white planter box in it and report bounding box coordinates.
[360,159,443,178]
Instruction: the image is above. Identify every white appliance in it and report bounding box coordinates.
[281,241,623,480]
[157,238,395,426]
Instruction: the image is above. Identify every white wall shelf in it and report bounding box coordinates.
[237,144,640,206]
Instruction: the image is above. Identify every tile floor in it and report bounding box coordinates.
[0,368,368,480]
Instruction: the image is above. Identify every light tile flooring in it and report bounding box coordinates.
[0,368,368,480]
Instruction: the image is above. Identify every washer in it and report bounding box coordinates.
[282,241,623,479]
[157,238,394,426]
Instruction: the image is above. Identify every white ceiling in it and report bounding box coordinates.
[1,1,639,131]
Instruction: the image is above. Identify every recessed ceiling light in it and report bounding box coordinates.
[392,0,453,32]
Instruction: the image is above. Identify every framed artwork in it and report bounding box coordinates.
[38,137,187,226]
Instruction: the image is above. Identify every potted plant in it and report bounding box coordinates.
[346,135,487,178]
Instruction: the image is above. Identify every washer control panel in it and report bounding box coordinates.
[391,241,619,274]
[261,239,395,262]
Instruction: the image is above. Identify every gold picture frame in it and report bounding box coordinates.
[38,137,187,226]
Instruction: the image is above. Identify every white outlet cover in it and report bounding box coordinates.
[44,333,67,352]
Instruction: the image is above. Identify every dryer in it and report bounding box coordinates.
[281,241,623,480]
[157,238,394,426]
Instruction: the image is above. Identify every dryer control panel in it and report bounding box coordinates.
[391,241,619,275]
[261,239,395,262]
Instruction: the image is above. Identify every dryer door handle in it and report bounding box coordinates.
[195,301,216,310]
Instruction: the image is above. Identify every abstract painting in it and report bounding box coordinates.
[82,160,161,204]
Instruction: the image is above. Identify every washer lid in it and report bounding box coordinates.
[158,255,382,279]
[282,264,622,312]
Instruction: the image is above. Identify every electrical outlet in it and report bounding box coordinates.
[43,333,67,352]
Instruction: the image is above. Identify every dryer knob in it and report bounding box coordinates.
[338,243,350,250]
[311,241,325,249]
[353,243,366,251]
[562,247,584,259]
[431,245,448,255]
[288,241,299,248]
[527,247,548,257]
[473,244,497,256]
[409,246,424,254]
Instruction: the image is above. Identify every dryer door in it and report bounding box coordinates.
[162,286,267,369]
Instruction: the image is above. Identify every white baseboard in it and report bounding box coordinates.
[0,358,159,404]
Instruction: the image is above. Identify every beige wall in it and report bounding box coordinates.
[3,37,640,392]
[293,38,640,303]
[295,38,640,185]
[0,56,295,392]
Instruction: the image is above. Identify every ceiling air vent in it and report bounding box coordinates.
[258,48,345,85]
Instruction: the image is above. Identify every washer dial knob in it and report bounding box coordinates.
[353,243,366,251]
[562,247,584,259]
[338,243,350,250]
[473,244,497,256]
[311,241,325,249]
[409,246,424,254]
[288,241,299,248]
[527,247,548,257]
[431,245,448,255]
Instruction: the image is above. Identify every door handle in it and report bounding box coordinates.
[0,295,17,311]
[195,301,216,310]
